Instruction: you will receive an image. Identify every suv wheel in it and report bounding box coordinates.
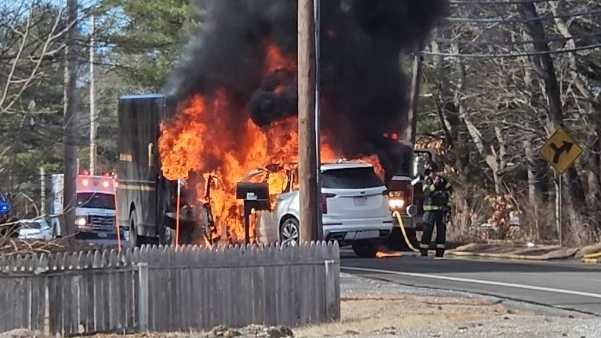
[352,240,381,258]
[280,217,299,246]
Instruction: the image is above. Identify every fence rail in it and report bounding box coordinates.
[0,242,340,336]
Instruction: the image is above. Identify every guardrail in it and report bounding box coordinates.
[0,242,340,336]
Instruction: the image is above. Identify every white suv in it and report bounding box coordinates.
[263,162,393,257]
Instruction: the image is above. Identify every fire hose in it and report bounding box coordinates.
[392,210,419,253]
[583,251,601,263]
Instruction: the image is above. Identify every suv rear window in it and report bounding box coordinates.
[321,167,383,189]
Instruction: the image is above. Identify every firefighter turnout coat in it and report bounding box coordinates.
[420,175,452,257]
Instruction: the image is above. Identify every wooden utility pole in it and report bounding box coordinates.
[63,0,78,236]
[89,14,96,175]
[406,42,425,151]
[298,0,321,242]
[313,0,322,240]
[40,167,46,216]
[524,137,541,241]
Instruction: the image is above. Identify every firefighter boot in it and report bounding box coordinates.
[420,249,428,257]
[435,248,445,258]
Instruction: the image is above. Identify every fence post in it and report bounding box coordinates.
[43,276,50,336]
[137,263,149,331]
[324,259,340,321]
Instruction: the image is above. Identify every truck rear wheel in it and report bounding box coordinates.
[128,212,140,247]
[128,211,162,247]
[160,226,174,246]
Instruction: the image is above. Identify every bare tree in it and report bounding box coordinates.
[520,2,590,244]
[0,2,67,164]
[422,0,601,244]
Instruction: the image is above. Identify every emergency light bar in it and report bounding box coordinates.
[76,175,116,193]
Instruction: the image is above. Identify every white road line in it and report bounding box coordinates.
[342,266,601,300]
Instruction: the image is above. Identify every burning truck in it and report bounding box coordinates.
[117,93,381,246]
[116,1,447,247]
[117,95,174,246]
[117,94,431,249]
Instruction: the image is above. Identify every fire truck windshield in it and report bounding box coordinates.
[77,193,115,210]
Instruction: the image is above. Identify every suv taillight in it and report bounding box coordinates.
[320,193,336,214]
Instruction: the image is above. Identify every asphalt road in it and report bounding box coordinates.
[341,252,601,315]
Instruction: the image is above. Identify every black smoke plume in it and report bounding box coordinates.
[167,0,447,177]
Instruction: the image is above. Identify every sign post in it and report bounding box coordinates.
[554,173,563,247]
[540,128,583,247]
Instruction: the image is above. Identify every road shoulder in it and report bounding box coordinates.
[294,273,600,338]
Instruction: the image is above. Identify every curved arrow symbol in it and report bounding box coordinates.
[549,141,574,164]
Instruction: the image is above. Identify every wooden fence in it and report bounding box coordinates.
[0,242,340,336]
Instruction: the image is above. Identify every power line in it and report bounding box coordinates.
[448,0,582,6]
[433,31,601,47]
[449,0,585,4]
[444,9,601,24]
[435,0,601,58]
[419,42,601,58]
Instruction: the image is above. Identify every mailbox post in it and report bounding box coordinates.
[236,182,270,244]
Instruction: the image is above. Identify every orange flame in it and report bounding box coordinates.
[160,93,338,244]
[359,154,386,180]
[264,41,296,73]
[159,42,383,245]
[376,251,404,259]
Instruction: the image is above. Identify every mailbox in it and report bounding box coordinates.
[236,182,269,202]
[236,182,270,244]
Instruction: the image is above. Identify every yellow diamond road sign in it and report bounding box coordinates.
[541,128,583,174]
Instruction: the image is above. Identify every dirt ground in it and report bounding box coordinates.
[295,294,511,337]
[294,294,599,338]
[294,274,599,338]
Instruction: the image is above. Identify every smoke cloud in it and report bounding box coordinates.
[167,0,447,177]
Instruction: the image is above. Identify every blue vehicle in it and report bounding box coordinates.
[0,193,16,237]
[0,193,10,217]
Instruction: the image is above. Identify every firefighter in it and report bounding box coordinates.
[420,163,452,258]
